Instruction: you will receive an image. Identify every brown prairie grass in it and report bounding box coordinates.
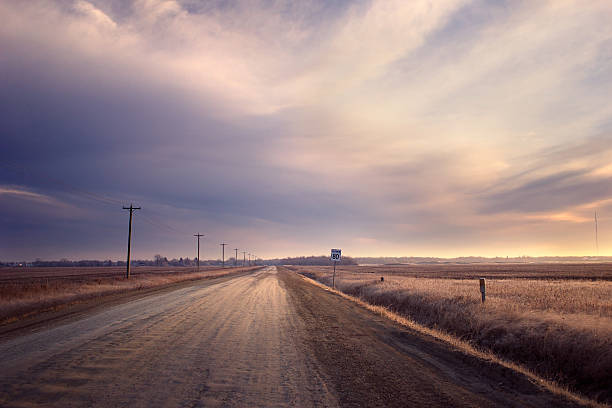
[289,265,612,405]
[0,267,256,324]
[336,263,612,280]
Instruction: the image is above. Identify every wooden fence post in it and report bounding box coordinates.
[479,278,486,303]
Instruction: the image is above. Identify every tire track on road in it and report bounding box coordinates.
[0,267,337,408]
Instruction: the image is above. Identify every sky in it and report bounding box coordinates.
[1,0,612,261]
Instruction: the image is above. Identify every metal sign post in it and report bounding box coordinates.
[331,249,341,289]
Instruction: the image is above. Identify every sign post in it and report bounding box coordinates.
[331,249,341,288]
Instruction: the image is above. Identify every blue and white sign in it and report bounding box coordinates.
[330,248,341,262]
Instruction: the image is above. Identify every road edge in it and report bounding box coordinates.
[0,267,263,340]
[282,267,607,408]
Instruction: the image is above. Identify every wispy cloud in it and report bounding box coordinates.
[1,0,611,258]
[0,186,68,207]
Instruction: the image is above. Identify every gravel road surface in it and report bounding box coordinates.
[0,266,580,407]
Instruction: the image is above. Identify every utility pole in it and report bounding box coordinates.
[242,251,246,267]
[234,248,238,266]
[122,204,141,279]
[220,243,227,267]
[194,233,204,272]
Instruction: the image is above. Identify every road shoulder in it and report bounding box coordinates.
[0,269,257,341]
[278,267,581,408]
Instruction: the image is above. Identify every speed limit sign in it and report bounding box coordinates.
[331,249,341,261]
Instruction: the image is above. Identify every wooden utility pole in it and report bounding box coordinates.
[194,233,204,272]
[122,204,141,279]
[234,248,238,266]
[242,251,246,267]
[220,243,227,267]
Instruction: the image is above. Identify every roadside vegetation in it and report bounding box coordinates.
[289,264,612,405]
[0,266,257,325]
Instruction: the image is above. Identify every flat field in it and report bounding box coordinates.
[0,266,256,324]
[288,263,612,404]
[0,265,220,282]
[334,262,612,280]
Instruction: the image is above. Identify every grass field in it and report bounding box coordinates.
[0,266,257,325]
[289,264,612,404]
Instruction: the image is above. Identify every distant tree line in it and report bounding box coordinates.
[146,255,241,267]
[353,256,612,264]
[265,255,357,266]
[0,256,235,267]
[6,255,609,268]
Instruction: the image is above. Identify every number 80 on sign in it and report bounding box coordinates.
[331,249,341,262]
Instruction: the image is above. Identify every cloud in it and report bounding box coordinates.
[0,185,90,234]
[0,186,65,207]
[1,0,612,258]
[1,0,470,115]
[74,0,117,29]
[477,137,612,213]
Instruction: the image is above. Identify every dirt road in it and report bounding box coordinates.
[0,267,580,407]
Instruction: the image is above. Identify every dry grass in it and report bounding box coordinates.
[0,266,257,324]
[294,271,605,408]
[334,263,612,280]
[289,265,612,405]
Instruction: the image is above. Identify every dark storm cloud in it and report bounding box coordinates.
[477,138,612,214]
[480,170,612,214]
[0,26,374,261]
[2,0,612,259]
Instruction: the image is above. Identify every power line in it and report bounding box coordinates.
[0,160,124,207]
[1,160,189,236]
[1,160,260,264]
[138,211,186,235]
